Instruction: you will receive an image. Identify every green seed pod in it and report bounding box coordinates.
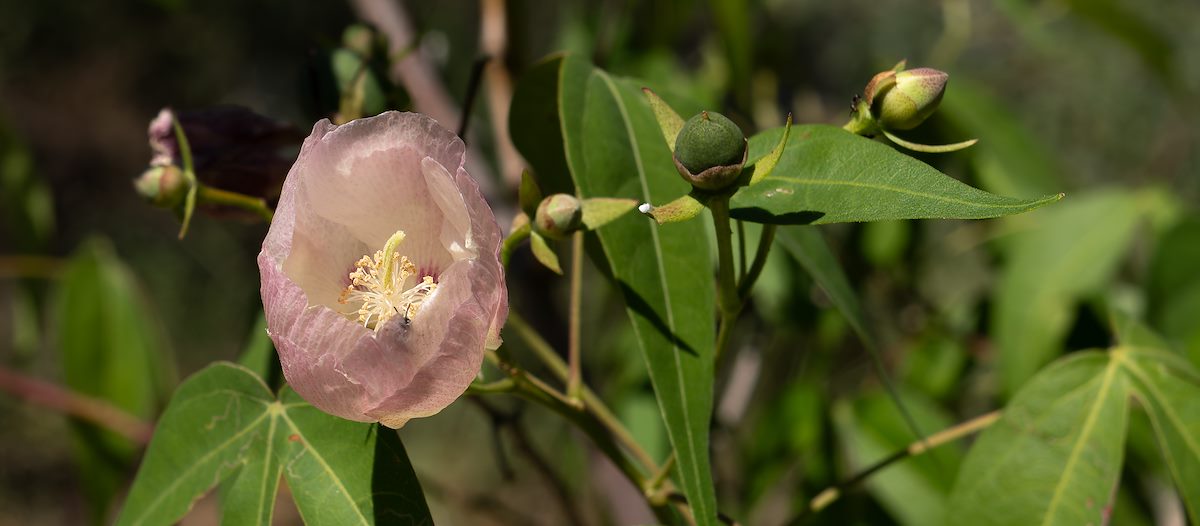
[134,165,187,209]
[872,67,948,131]
[673,111,748,191]
[534,193,583,239]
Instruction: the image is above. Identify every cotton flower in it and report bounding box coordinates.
[258,111,507,428]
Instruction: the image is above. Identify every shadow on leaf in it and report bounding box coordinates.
[616,280,699,357]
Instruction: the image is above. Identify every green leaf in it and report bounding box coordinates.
[948,352,1129,526]
[775,226,873,348]
[776,226,929,452]
[729,125,1061,225]
[1118,348,1200,523]
[509,53,591,197]
[1109,308,1171,352]
[1148,215,1200,365]
[56,239,175,523]
[236,313,277,382]
[116,363,431,526]
[1063,0,1178,89]
[833,389,963,526]
[511,54,719,524]
[993,189,1142,396]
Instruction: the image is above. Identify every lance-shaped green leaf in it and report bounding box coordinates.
[1118,348,1200,523]
[582,69,718,526]
[775,226,872,347]
[115,362,431,526]
[511,54,720,525]
[727,125,1061,225]
[948,351,1129,526]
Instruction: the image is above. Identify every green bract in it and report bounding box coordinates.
[673,111,747,191]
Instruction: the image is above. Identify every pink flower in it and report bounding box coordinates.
[258,111,507,428]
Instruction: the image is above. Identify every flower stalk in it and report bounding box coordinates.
[566,229,585,404]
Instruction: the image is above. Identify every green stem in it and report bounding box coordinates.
[483,349,678,524]
[566,230,584,403]
[506,311,659,474]
[500,221,531,267]
[790,410,1001,524]
[466,378,516,394]
[709,196,742,364]
[736,224,776,300]
[736,220,747,282]
[196,185,275,223]
[508,367,676,523]
[709,196,740,318]
[645,452,676,495]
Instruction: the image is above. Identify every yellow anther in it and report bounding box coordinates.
[337,230,438,331]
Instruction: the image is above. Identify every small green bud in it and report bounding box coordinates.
[134,165,187,209]
[675,111,745,173]
[672,111,747,191]
[534,193,583,238]
[872,67,948,131]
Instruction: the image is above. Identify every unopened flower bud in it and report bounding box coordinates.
[672,111,748,191]
[872,67,948,131]
[534,193,583,238]
[134,165,187,208]
[147,106,303,214]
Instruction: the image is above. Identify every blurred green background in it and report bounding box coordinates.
[1,0,1197,524]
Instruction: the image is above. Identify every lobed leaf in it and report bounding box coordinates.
[948,352,1129,526]
[115,363,431,526]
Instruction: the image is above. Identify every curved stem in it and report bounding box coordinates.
[483,350,678,524]
[505,311,660,474]
[196,185,275,223]
[736,224,776,300]
[789,410,1001,523]
[500,221,531,267]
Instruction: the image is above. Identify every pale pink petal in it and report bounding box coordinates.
[258,111,506,427]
